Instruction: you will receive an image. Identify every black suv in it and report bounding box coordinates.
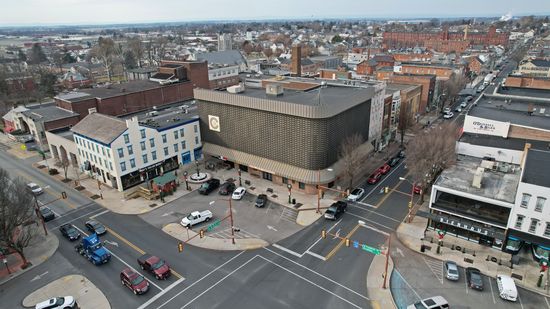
[219,182,236,195]
[324,201,347,220]
[199,178,220,195]
[59,224,81,241]
[255,194,268,208]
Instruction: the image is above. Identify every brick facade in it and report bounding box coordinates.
[389,74,436,114]
[400,64,454,80]
[505,76,550,90]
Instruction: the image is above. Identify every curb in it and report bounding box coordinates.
[366,253,397,309]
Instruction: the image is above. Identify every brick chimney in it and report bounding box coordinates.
[291,45,302,77]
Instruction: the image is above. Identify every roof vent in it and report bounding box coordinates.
[266,83,284,96]
[472,167,484,189]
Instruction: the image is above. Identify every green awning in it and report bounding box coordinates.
[153,171,176,186]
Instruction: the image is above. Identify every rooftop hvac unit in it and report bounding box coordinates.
[472,167,484,189]
[227,84,245,94]
[266,83,284,96]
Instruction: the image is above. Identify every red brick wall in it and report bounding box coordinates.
[356,62,369,75]
[389,74,435,113]
[400,64,453,79]
[55,98,97,119]
[182,62,210,89]
[393,53,432,63]
[319,70,351,79]
[505,76,550,90]
[209,76,240,90]
[44,116,80,131]
[376,70,394,80]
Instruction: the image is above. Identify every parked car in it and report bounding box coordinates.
[120,268,150,295]
[397,150,406,158]
[198,178,220,195]
[180,210,212,227]
[444,260,459,281]
[255,194,268,208]
[59,224,81,241]
[218,182,236,195]
[232,187,246,200]
[324,201,347,220]
[466,267,484,290]
[388,156,400,167]
[40,207,55,222]
[367,172,382,184]
[413,184,422,195]
[377,163,391,175]
[137,254,171,280]
[460,101,468,108]
[347,188,365,202]
[443,112,454,119]
[85,220,106,235]
[496,274,518,302]
[406,296,449,309]
[35,296,78,309]
[27,182,43,195]
[466,95,473,102]
[443,107,451,114]
[455,106,462,113]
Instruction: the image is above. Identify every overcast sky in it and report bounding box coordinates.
[1,0,549,26]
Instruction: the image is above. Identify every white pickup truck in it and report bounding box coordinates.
[180,210,213,227]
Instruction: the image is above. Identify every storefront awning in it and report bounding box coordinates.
[153,171,176,186]
[507,229,550,248]
[428,213,506,240]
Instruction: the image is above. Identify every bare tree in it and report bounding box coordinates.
[90,37,116,81]
[398,105,410,146]
[51,51,66,73]
[55,157,70,181]
[127,37,145,68]
[406,122,459,200]
[338,133,364,190]
[441,73,467,112]
[0,168,37,267]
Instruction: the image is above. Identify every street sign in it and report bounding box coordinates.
[207,219,221,232]
[353,241,359,249]
[361,244,381,255]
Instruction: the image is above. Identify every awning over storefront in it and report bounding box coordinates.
[507,229,550,248]
[153,171,176,186]
[428,213,506,240]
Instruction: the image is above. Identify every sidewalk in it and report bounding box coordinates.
[0,226,59,285]
[366,253,397,309]
[396,204,550,297]
[22,274,110,308]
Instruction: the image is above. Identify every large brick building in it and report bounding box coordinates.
[388,74,436,114]
[383,26,509,52]
[195,80,385,194]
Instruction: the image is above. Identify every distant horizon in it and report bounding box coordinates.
[1,0,549,28]
[0,13,549,29]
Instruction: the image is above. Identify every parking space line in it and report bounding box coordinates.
[257,255,363,309]
[154,251,246,309]
[518,293,524,309]
[489,277,496,304]
[393,269,422,300]
[325,224,360,261]
[180,255,259,309]
[70,225,164,292]
[264,247,369,301]
[137,278,185,309]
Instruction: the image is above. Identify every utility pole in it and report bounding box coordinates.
[32,195,47,236]
[229,198,235,245]
[383,233,391,289]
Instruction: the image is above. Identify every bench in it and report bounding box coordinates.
[266,188,274,193]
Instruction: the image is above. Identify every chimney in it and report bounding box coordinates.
[291,45,302,77]
[521,143,532,168]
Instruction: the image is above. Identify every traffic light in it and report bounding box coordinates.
[61,191,67,199]
[345,238,350,247]
[321,230,326,239]
[199,229,205,238]
[408,201,413,209]
[178,242,183,252]
[384,187,389,194]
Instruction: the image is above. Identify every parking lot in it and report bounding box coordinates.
[141,188,303,244]
[392,241,550,309]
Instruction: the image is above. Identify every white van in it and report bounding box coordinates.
[496,274,518,302]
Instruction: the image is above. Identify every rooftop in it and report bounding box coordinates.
[21,105,79,122]
[123,101,199,130]
[434,155,520,204]
[71,113,127,145]
[522,149,550,187]
[460,132,550,151]
[469,95,550,130]
[55,80,181,102]
[498,87,550,99]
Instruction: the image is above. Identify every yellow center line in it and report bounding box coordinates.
[325,224,361,261]
[374,172,410,208]
[102,225,183,279]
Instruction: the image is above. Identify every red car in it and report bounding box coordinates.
[413,184,422,194]
[367,172,382,184]
[378,163,391,175]
[120,268,150,295]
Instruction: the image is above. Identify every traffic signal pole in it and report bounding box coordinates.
[383,234,391,289]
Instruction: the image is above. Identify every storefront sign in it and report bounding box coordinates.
[463,116,510,138]
[208,115,220,132]
[437,216,490,236]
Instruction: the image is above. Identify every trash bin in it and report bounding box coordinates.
[420,244,425,252]
[292,198,296,204]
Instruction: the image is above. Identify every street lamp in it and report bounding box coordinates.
[237,168,242,187]
[287,184,292,204]
[183,171,190,191]
[317,168,334,214]
[399,177,415,223]
[209,199,236,245]
[194,160,200,177]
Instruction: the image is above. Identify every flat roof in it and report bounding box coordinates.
[469,95,550,130]
[122,101,199,130]
[522,149,550,187]
[499,87,550,99]
[21,105,79,122]
[460,132,550,151]
[434,156,520,204]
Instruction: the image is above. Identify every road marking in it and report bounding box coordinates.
[264,247,369,301]
[257,255,363,309]
[371,300,382,309]
[50,208,106,230]
[46,202,97,219]
[90,209,110,219]
[489,277,496,304]
[355,201,376,208]
[71,225,164,292]
[422,257,443,284]
[333,228,341,239]
[518,293,524,309]
[272,243,302,258]
[30,271,49,282]
[154,251,245,309]
[305,251,326,261]
[360,160,406,203]
[545,296,550,309]
[394,247,404,257]
[393,269,422,300]
[180,255,260,309]
[14,171,76,209]
[345,211,394,231]
[325,224,360,261]
[464,268,469,294]
[267,225,277,231]
[104,240,119,247]
[358,221,390,236]
[373,172,410,208]
[136,278,185,309]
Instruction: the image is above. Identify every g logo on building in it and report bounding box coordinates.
[208,115,220,132]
